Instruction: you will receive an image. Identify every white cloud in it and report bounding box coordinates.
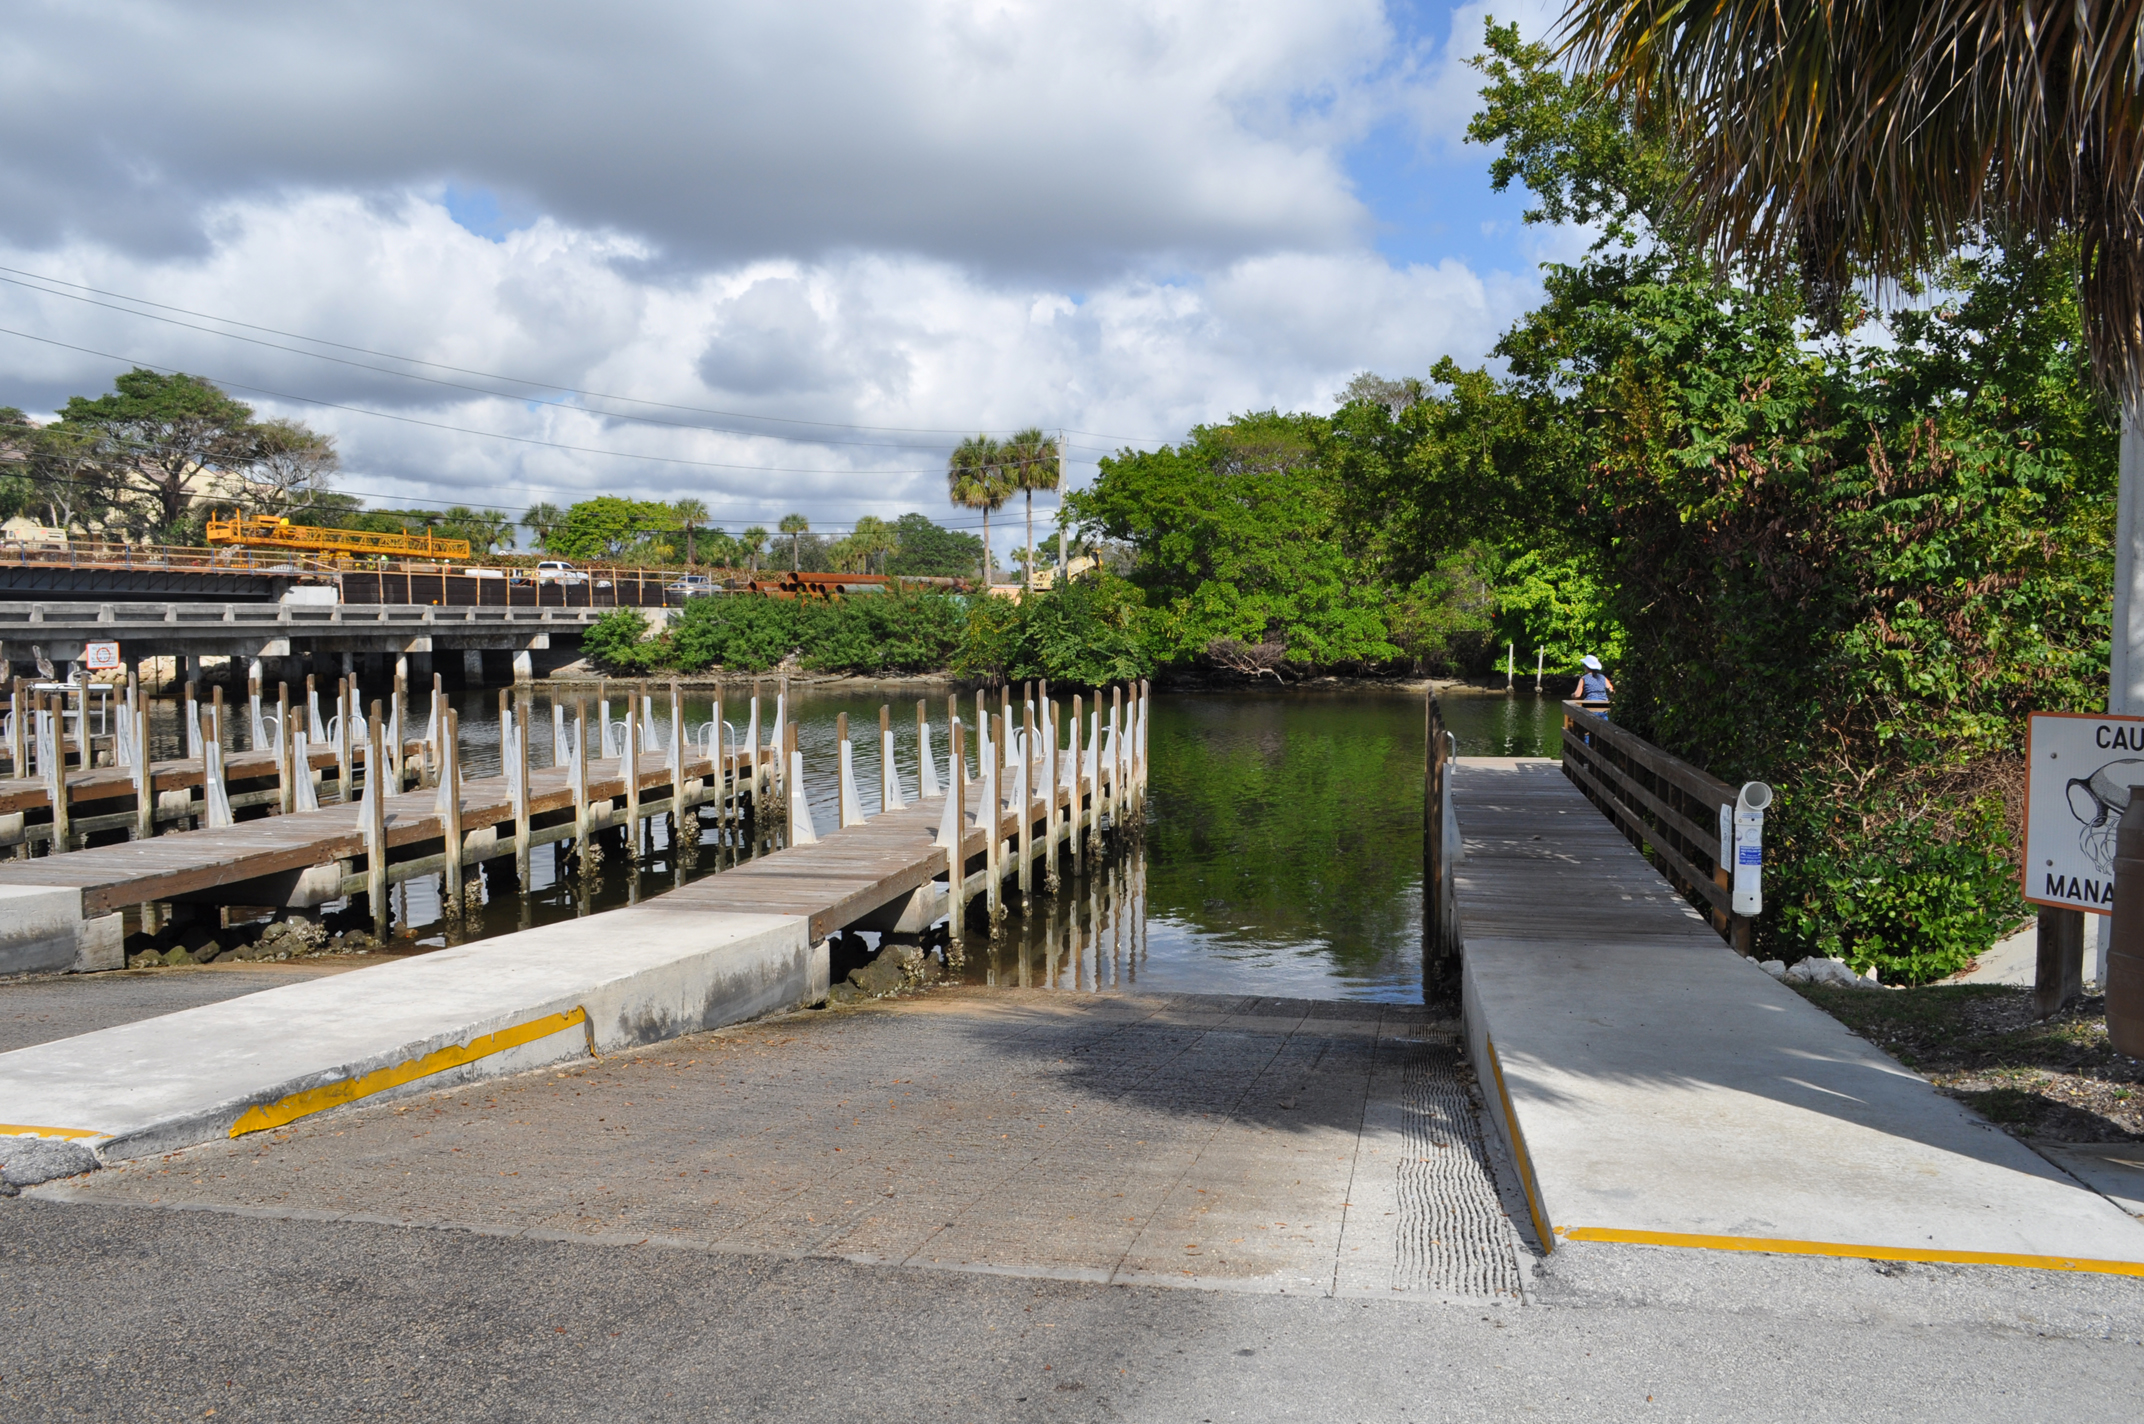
[0,2,1572,558]
[0,191,1539,545]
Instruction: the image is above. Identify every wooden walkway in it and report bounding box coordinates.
[0,751,730,918]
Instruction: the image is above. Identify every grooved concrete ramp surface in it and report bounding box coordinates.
[1453,758,2144,1272]
[39,990,1530,1300]
[0,909,809,1161]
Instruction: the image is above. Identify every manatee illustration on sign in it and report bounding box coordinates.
[2067,756,2144,875]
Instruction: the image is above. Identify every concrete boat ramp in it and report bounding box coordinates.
[0,797,965,1172]
[1453,757,2144,1278]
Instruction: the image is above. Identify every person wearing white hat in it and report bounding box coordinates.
[1572,655,1614,706]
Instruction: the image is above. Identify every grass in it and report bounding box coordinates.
[1794,983,2141,1142]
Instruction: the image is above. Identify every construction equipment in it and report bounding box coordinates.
[205,512,472,562]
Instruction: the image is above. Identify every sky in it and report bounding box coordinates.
[0,0,1579,557]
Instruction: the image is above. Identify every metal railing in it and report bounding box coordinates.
[1559,701,1752,953]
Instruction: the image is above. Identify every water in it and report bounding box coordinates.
[134,680,1565,1003]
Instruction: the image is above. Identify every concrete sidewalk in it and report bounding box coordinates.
[1451,758,2144,1276]
[0,904,813,1172]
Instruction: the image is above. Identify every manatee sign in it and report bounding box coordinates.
[2024,711,2144,913]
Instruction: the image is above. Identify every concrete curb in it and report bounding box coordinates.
[0,904,816,1182]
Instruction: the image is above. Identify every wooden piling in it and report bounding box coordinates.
[947,714,966,944]
[7,678,25,781]
[391,673,407,791]
[335,678,353,805]
[513,691,532,890]
[46,695,71,852]
[984,717,1002,929]
[624,696,641,860]
[1069,694,1084,876]
[1045,700,1061,891]
[572,696,595,883]
[1018,697,1034,903]
[443,707,464,915]
[277,682,293,814]
[131,672,153,841]
[1108,684,1123,834]
[367,702,388,942]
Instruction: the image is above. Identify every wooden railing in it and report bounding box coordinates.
[1559,701,1752,953]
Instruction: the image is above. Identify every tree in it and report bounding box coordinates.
[946,435,1011,586]
[1558,0,2144,704]
[1001,427,1061,590]
[548,496,674,560]
[672,497,709,564]
[246,419,339,519]
[521,501,562,550]
[883,512,984,577]
[778,512,810,573]
[1072,413,1397,670]
[738,525,768,575]
[56,369,259,534]
[833,514,899,573]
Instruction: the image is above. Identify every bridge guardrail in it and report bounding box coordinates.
[1559,701,1752,954]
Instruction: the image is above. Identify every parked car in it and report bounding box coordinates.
[535,560,588,585]
[666,574,719,596]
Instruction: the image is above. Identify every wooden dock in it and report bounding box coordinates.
[0,681,1153,976]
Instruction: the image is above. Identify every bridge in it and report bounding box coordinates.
[0,599,600,687]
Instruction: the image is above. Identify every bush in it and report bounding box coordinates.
[581,608,662,673]
[957,573,1153,686]
[1772,798,2026,986]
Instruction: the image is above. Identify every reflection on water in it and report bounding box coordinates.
[141,679,1563,1004]
[1434,686,1564,759]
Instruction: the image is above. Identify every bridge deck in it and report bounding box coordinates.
[1452,756,2144,1274]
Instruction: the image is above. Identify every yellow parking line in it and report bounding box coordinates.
[228,1007,589,1138]
[1558,1226,2144,1277]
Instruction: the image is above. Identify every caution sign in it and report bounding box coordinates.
[2024,710,2144,913]
[82,641,120,670]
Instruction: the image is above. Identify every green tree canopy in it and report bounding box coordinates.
[883,512,983,577]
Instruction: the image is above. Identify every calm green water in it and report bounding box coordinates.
[139,681,1562,1003]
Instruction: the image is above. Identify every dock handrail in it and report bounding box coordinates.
[1559,701,1752,953]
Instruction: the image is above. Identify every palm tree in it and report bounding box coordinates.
[778,512,809,573]
[521,501,562,551]
[946,435,1012,587]
[1560,0,2144,701]
[999,427,1061,590]
[673,497,709,565]
[739,525,768,575]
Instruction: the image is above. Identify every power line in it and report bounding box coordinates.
[0,262,1180,449]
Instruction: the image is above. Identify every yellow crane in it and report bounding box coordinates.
[205,512,473,562]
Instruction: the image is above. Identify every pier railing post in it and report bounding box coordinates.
[277,682,293,815]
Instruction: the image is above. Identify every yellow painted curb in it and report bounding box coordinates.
[1484,1035,1552,1254]
[1557,1226,2144,1278]
[228,1007,589,1138]
[0,1123,106,1142]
